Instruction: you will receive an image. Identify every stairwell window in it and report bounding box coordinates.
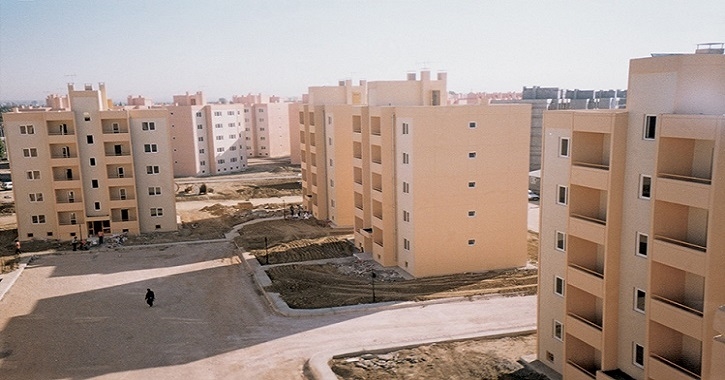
[559,137,570,157]
[633,343,645,369]
[557,185,568,205]
[636,232,648,258]
[553,320,563,341]
[402,153,409,164]
[91,179,99,188]
[403,238,410,250]
[643,115,657,140]
[556,231,566,251]
[403,210,410,222]
[554,276,564,296]
[634,288,646,313]
[402,122,409,135]
[639,175,651,199]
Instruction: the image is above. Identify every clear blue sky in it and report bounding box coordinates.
[1,0,723,102]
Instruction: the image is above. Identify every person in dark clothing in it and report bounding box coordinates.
[72,236,78,251]
[145,288,155,307]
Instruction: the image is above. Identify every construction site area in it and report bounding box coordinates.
[0,158,545,379]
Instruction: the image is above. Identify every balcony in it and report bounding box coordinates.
[352,115,362,134]
[652,237,707,276]
[655,176,710,209]
[566,361,596,379]
[648,354,701,380]
[568,216,606,245]
[566,313,602,350]
[371,116,381,136]
[650,295,703,339]
[658,114,718,141]
[570,165,609,190]
[567,264,604,298]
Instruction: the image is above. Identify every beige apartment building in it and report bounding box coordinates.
[537,47,725,380]
[232,94,291,159]
[300,71,532,277]
[3,83,178,240]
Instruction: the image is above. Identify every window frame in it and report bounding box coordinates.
[634,288,646,313]
[557,185,568,205]
[553,320,563,341]
[554,276,565,296]
[639,175,652,199]
[555,231,566,252]
[559,137,570,157]
[636,232,648,258]
[633,343,645,369]
[643,115,657,140]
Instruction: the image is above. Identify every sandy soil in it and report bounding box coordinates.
[330,334,547,380]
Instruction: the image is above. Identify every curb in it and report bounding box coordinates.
[0,255,31,303]
[305,326,537,380]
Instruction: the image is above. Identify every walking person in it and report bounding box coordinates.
[97,230,104,245]
[145,288,155,307]
[14,240,21,255]
[72,236,78,251]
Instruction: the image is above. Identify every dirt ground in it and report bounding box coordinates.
[330,334,547,380]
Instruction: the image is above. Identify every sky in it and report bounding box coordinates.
[1,0,724,103]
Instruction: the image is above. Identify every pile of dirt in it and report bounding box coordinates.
[200,202,254,216]
[266,264,537,309]
[235,218,352,250]
[528,232,539,264]
[252,236,355,265]
[0,203,15,214]
[330,334,547,380]
[234,183,301,200]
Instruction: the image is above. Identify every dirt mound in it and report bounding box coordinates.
[234,182,301,200]
[236,219,352,250]
[253,236,354,265]
[0,203,14,214]
[200,202,254,216]
[330,335,547,380]
[527,232,539,264]
[266,264,537,309]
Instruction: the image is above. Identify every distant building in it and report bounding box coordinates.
[2,83,178,240]
[300,71,531,277]
[537,46,725,380]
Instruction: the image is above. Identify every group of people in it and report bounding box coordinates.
[288,204,311,219]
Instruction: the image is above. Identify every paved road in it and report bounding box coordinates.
[0,242,536,379]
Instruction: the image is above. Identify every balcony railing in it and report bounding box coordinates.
[58,221,80,226]
[54,176,79,181]
[650,353,701,379]
[567,360,596,379]
[110,196,135,201]
[50,153,77,159]
[568,312,602,330]
[105,151,131,157]
[651,294,703,317]
[654,235,706,252]
[571,213,606,225]
[658,172,711,185]
[573,161,609,170]
[48,131,75,136]
[569,263,603,279]
[372,185,382,192]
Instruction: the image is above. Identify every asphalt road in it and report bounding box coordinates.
[0,241,536,379]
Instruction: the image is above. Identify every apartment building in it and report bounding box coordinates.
[231,94,291,159]
[537,46,725,380]
[2,83,177,240]
[301,71,532,277]
[167,92,249,177]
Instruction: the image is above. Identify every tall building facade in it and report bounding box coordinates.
[3,83,178,240]
[300,71,532,277]
[167,92,249,177]
[232,94,291,159]
[537,48,725,379]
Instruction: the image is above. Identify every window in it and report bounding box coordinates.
[554,276,564,296]
[91,179,99,188]
[402,182,410,193]
[639,175,651,199]
[468,181,476,188]
[468,239,476,246]
[216,136,224,140]
[468,211,476,217]
[196,112,202,117]
[546,352,554,362]
[469,121,477,129]
[146,166,160,174]
[636,232,648,258]
[198,137,204,142]
[643,115,656,140]
[215,123,223,129]
[403,238,410,250]
[87,135,94,144]
[94,202,101,210]
[556,231,566,251]
[31,215,46,224]
[229,134,236,139]
[89,158,96,166]
[83,112,91,121]
[260,136,266,140]
[197,124,203,130]
[328,137,332,145]
[553,320,563,341]
[227,111,234,116]
[468,152,476,158]
[634,288,646,313]
[216,147,224,153]
[29,193,43,202]
[141,121,156,131]
[148,187,162,196]
[26,170,41,180]
[151,208,164,217]
[230,157,237,162]
[20,125,35,134]
[144,144,158,153]
[557,185,568,205]
[258,108,264,113]
[259,118,264,122]
[217,159,225,164]
[200,161,206,166]
[402,122,409,135]
[229,146,236,151]
[199,149,205,154]
[228,123,235,128]
[403,210,410,222]
[22,148,38,157]
[633,343,645,368]
[329,179,334,187]
[559,137,570,157]
[402,153,409,164]
[214,111,222,117]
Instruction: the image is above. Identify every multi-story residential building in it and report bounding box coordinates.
[232,94,291,159]
[167,92,249,177]
[300,71,532,277]
[2,83,177,240]
[537,45,725,380]
[288,102,302,165]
